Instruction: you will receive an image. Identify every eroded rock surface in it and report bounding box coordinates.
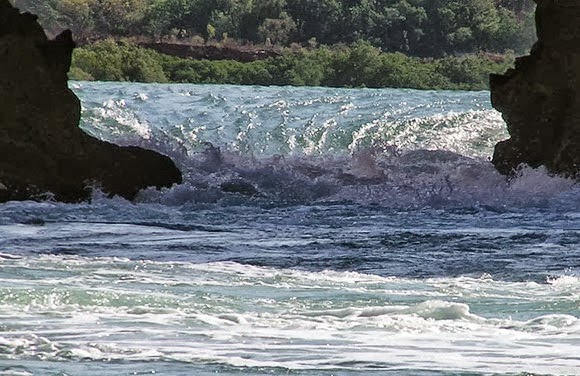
[491,0,580,177]
[0,0,182,202]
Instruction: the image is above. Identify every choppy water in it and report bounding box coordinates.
[1,83,579,375]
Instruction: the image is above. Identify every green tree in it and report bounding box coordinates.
[257,12,297,45]
[90,0,148,36]
[54,0,95,39]
[17,0,537,65]
[72,39,167,82]
[380,0,428,53]
[145,0,215,39]
[326,41,383,87]
[286,0,343,44]
[418,0,502,55]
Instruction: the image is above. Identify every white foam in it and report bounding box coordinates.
[1,256,579,373]
[406,300,483,322]
[81,98,152,141]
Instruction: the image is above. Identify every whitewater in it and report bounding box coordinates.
[0,82,579,375]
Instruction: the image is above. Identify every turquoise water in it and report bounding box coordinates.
[0,83,579,375]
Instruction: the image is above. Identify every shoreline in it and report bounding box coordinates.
[70,39,517,91]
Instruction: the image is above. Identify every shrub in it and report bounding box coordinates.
[72,39,167,82]
[71,40,514,90]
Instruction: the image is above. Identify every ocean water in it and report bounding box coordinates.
[1,82,579,375]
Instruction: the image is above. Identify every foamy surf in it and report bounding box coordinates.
[0,256,579,374]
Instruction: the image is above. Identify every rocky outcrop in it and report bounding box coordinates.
[491,0,580,177]
[0,1,182,202]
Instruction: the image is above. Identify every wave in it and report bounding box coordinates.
[129,145,578,210]
[68,82,580,210]
[1,257,579,374]
[75,83,505,158]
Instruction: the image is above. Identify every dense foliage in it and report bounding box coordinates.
[71,39,515,90]
[14,0,535,56]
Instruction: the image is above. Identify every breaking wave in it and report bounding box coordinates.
[69,82,580,210]
[0,256,579,374]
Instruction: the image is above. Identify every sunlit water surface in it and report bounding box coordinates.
[1,83,579,375]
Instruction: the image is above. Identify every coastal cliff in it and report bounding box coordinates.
[491,0,580,177]
[0,1,182,202]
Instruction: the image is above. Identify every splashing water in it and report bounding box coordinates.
[70,82,580,210]
[1,82,579,376]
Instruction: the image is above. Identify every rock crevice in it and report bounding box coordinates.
[0,0,182,202]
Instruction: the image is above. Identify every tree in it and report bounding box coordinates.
[257,12,297,45]
[286,0,344,44]
[495,0,535,15]
[418,0,502,56]
[90,0,148,36]
[15,0,537,57]
[380,0,428,53]
[55,0,95,39]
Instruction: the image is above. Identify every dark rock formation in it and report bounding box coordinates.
[220,179,260,196]
[0,1,182,202]
[491,0,580,177]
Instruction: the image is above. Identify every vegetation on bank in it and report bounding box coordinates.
[14,0,531,89]
[70,39,515,90]
[14,0,535,57]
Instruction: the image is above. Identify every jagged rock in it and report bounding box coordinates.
[491,0,580,177]
[220,179,260,196]
[0,1,182,202]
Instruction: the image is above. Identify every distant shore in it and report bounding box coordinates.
[70,39,515,91]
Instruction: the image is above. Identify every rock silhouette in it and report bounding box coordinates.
[491,0,580,178]
[0,0,182,202]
